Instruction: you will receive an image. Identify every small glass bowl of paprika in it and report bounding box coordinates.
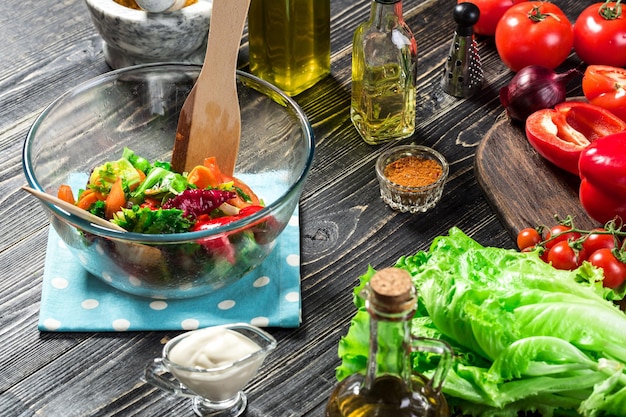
[375,145,449,213]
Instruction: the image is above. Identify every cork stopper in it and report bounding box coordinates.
[369,267,415,314]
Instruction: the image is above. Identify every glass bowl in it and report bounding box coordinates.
[23,63,314,299]
[375,145,448,213]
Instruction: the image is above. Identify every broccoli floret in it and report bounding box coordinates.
[112,206,193,234]
[88,200,106,218]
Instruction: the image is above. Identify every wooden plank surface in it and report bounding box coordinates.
[0,0,595,416]
[475,115,600,238]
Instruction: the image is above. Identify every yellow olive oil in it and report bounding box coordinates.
[325,268,452,417]
[248,0,331,96]
[350,0,418,144]
[351,62,417,144]
[326,374,449,417]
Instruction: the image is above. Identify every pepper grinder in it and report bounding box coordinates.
[441,2,482,98]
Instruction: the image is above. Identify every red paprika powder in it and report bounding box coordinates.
[383,156,443,188]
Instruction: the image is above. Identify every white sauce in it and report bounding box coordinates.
[167,327,264,401]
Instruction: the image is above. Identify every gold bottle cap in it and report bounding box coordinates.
[369,267,415,314]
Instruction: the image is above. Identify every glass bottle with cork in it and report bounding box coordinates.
[248,0,331,96]
[325,267,452,417]
[351,0,418,144]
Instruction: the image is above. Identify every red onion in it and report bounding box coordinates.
[499,66,580,122]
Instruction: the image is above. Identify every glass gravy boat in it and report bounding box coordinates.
[144,323,276,416]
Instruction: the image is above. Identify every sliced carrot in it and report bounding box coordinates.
[128,168,146,191]
[57,184,76,205]
[203,157,226,181]
[226,177,261,208]
[188,165,221,189]
[105,178,126,220]
[234,176,261,205]
[76,189,104,211]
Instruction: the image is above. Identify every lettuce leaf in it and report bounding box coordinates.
[336,228,626,417]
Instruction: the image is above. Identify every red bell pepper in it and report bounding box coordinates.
[525,101,626,175]
[191,205,265,264]
[578,132,626,224]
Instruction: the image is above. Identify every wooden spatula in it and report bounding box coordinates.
[21,186,127,233]
[171,0,251,176]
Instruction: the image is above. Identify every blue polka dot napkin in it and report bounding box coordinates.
[39,217,301,332]
[38,174,302,332]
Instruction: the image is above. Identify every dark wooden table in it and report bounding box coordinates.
[0,0,592,416]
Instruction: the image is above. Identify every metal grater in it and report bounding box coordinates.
[441,2,483,98]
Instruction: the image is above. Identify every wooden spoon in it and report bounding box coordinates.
[21,186,127,233]
[170,0,251,176]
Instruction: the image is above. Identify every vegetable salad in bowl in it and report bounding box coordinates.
[45,147,283,299]
[58,148,264,236]
[22,63,314,299]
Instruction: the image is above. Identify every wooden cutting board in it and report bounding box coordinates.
[474,114,600,239]
[476,116,626,310]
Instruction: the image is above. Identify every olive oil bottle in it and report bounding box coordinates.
[248,0,331,96]
[351,0,417,144]
[325,268,452,417]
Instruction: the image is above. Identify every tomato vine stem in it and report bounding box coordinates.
[600,0,622,20]
[527,5,562,22]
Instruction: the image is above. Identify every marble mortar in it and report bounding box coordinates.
[84,0,212,69]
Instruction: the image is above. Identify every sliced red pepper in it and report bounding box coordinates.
[579,131,626,224]
[237,205,264,218]
[525,101,626,175]
[190,206,265,264]
[192,217,237,264]
[140,197,161,210]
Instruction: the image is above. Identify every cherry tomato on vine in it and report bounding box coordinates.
[573,2,626,67]
[495,2,574,72]
[516,227,542,250]
[587,248,626,289]
[582,229,618,255]
[545,225,581,250]
[457,0,521,36]
[547,240,584,270]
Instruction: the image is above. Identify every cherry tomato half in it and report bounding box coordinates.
[588,248,626,289]
[573,2,626,67]
[495,2,573,72]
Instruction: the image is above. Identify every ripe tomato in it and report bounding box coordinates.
[547,240,583,270]
[582,65,626,122]
[495,2,573,72]
[573,2,626,67]
[582,229,618,255]
[516,227,542,250]
[587,248,626,289]
[545,225,581,250]
[457,0,521,36]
